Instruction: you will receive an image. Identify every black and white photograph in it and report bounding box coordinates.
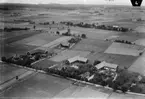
[0,0,145,99]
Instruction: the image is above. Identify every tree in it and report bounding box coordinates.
[1,56,7,62]
[121,84,129,93]
[93,60,101,65]
[81,34,86,38]
[56,31,60,35]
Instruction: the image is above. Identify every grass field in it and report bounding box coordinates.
[0,63,28,84]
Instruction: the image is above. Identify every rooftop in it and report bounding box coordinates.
[67,56,88,63]
[95,61,118,70]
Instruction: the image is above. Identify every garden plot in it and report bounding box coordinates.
[50,50,90,62]
[0,63,28,84]
[2,73,72,98]
[104,42,145,56]
[133,38,145,46]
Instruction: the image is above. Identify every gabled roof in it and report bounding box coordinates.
[95,61,118,70]
[67,56,88,63]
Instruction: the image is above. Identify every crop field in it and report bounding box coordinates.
[32,58,58,69]
[0,63,28,84]
[50,50,90,62]
[105,42,145,56]
[2,73,73,98]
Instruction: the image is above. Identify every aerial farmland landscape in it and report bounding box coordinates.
[0,0,145,99]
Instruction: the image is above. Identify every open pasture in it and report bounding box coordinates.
[50,50,90,62]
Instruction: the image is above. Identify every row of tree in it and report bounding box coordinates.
[3,27,30,32]
[60,21,130,32]
[114,40,134,45]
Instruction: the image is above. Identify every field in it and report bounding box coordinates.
[1,73,73,98]
[105,42,145,56]
[134,38,145,46]
[32,58,58,69]
[1,72,144,99]
[11,33,59,46]
[129,51,145,76]
[1,3,145,98]
[0,63,28,84]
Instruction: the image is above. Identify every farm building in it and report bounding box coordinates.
[67,56,88,64]
[95,61,118,71]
